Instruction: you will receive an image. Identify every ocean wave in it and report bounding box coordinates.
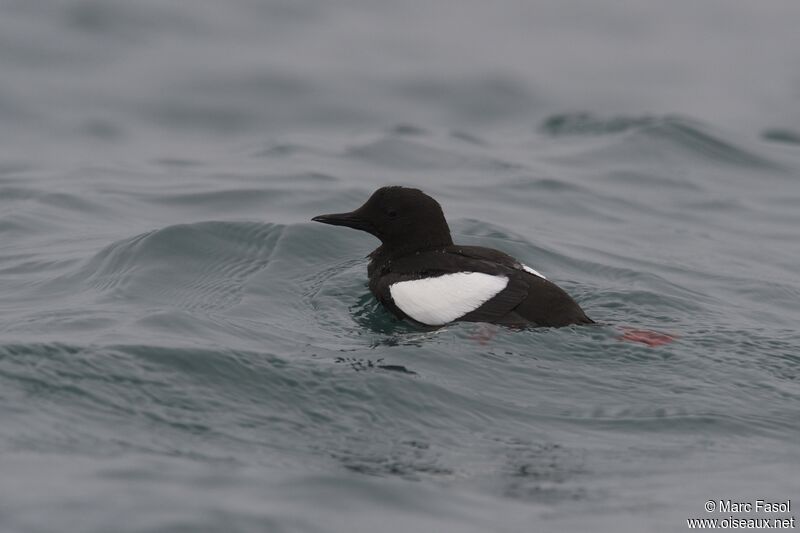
[81,221,284,312]
[541,113,778,168]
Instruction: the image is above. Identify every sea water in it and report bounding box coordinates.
[1,1,799,531]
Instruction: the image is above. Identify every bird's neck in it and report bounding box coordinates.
[368,233,453,273]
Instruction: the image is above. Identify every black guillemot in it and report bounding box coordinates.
[312,186,593,328]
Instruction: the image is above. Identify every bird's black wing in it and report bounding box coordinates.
[377,247,533,325]
[441,245,593,326]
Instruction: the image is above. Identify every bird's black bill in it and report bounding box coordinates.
[312,211,373,232]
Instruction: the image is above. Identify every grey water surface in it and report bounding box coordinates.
[1,1,799,532]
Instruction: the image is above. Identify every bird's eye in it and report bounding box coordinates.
[387,210,398,218]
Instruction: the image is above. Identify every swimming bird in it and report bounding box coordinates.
[312,186,593,328]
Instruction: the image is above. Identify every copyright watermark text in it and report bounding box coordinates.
[688,500,794,529]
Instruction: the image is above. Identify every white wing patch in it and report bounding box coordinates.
[521,264,546,279]
[389,272,509,326]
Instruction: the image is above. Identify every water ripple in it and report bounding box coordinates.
[82,221,284,312]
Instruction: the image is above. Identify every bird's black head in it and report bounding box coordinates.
[312,186,453,254]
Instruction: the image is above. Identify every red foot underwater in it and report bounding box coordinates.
[466,325,676,347]
[618,327,676,347]
[468,324,499,345]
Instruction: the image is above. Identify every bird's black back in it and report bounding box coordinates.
[368,244,593,328]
